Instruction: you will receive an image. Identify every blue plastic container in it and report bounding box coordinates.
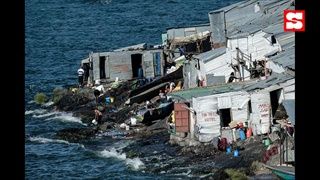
[239,129,246,141]
[233,149,239,157]
[105,97,111,104]
[226,146,231,154]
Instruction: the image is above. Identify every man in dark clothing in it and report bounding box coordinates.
[83,63,90,83]
[227,72,239,83]
[92,89,106,125]
[178,46,185,56]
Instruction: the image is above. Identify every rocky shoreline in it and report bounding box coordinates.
[47,79,280,179]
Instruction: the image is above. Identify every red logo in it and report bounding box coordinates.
[284,10,305,32]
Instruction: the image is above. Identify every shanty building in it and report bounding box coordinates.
[170,72,294,144]
[81,43,164,83]
[181,0,294,88]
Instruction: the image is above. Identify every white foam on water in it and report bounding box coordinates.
[28,136,85,149]
[45,112,86,125]
[99,148,127,160]
[25,108,47,115]
[25,110,34,115]
[99,148,145,170]
[125,158,145,170]
[29,137,69,144]
[28,100,35,104]
[43,101,54,107]
[32,111,59,118]
[112,140,134,150]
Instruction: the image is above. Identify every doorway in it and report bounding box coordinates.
[220,108,232,127]
[270,89,282,119]
[153,52,161,77]
[131,54,143,78]
[99,56,106,79]
[82,63,90,83]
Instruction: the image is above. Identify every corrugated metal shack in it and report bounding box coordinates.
[81,43,164,82]
[170,72,294,143]
[163,24,212,60]
[209,0,294,47]
[180,0,294,88]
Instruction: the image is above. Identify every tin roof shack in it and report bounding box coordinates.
[170,72,294,143]
[163,24,212,61]
[193,91,250,143]
[185,28,284,87]
[195,0,295,84]
[209,0,294,48]
[263,23,295,74]
[81,43,164,83]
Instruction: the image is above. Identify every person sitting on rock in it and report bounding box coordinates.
[92,89,106,125]
[164,84,170,94]
[159,89,167,103]
[93,105,105,125]
[145,101,155,115]
[169,82,175,93]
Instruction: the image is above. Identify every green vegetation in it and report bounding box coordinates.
[225,168,248,180]
[52,87,68,104]
[126,150,138,158]
[34,92,48,104]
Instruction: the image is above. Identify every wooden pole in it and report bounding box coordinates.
[286,134,288,166]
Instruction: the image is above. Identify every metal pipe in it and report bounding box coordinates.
[280,142,282,165]
[286,134,288,166]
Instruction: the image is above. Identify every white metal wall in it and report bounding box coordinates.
[143,51,155,78]
[250,92,271,135]
[192,96,220,142]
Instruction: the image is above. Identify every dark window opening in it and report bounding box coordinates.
[248,100,252,113]
[131,54,143,78]
[83,63,90,82]
[270,89,282,122]
[271,35,277,45]
[220,108,232,127]
[99,56,106,79]
[185,42,197,53]
[201,36,212,52]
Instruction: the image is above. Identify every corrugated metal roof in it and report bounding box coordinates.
[208,0,295,70]
[262,22,283,35]
[282,99,295,125]
[113,43,147,51]
[261,15,295,70]
[242,72,293,91]
[166,23,210,31]
[269,45,295,70]
[170,72,294,100]
[194,47,226,63]
[170,31,210,44]
[222,0,293,39]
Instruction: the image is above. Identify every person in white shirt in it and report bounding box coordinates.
[77,66,85,87]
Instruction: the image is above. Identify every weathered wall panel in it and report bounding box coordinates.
[143,51,155,78]
[193,96,220,142]
[251,92,271,135]
[209,11,226,45]
[92,53,100,81]
[108,52,132,80]
[174,103,190,132]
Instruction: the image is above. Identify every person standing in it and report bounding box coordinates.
[137,63,144,86]
[77,66,85,87]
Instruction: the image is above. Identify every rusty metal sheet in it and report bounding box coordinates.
[174,103,190,132]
